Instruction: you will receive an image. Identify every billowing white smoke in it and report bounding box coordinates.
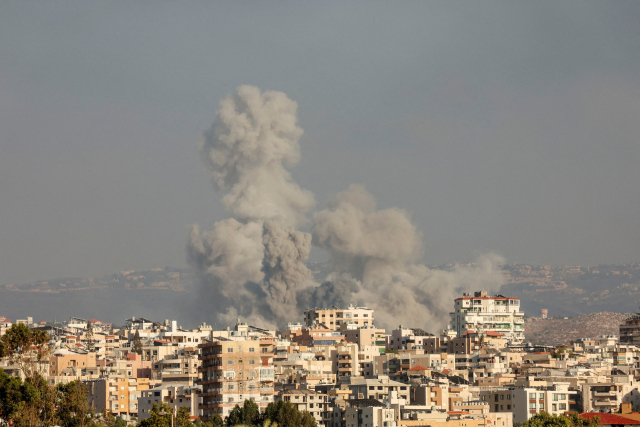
[189,85,504,332]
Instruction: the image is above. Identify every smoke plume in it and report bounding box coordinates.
[312,184,504,329]
[188,85,504,332]
[187,86,314,328]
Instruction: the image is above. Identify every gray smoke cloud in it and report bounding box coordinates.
[189,85,504,332]
[187,86,315,328]
[198,85,314,225]
[261,220,313,323]
[312,184,505,330]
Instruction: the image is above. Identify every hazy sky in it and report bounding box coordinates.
[1,2,639,285]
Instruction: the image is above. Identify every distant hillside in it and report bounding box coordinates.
[523,312,630,346]
[2,262,639,331]
[499,263,640,317]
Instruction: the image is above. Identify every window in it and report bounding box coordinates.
[553,394,558,402]
[539,393,544,399]
[559,403,566,411]
[227,360,233,365]
[249,348,255,352]
[500,395,504,400]
[500,405,503,410]
[507,405,511,410]
[227,348,234,352]
[529,403,536,409]
[529,393,536,399]
[540,403,544,410]
[507,394,511,400]
[250,360,255,365]
[495,405,499,412]
[552,404,557,411]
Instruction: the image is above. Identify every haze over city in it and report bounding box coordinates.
[1,1,639,290]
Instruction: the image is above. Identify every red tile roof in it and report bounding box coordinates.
[579,413,640,425]
[408,365,429,371]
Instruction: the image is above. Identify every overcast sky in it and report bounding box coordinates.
[1,1,639,285]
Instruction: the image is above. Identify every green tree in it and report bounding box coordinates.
[226,405,242,427]
[138,401,173,427]
[193,416,219,427]
[262,400,317,427]
[520,412,599,427]
[241,399,260,426]
[57,380,91,427]
[0,323,51,385]
[0,368,59,427]
[176,407,194,427]
[86,321,96,353]
[223,399,261,426]
[132,329,143,356]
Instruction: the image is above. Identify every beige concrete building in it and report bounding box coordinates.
[304,304,374,330]
[85,377,150,420]
[199,339,275,420]
[279,389,330,426]
[49,349,96,378]
[139,384,201,420]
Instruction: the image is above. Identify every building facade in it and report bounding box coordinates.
[450,291,524,343]
[199,339,275,421]
[304,304,374,330]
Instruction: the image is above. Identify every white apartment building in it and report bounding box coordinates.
[138,384,201,420]
[450,291,524,343]
[304,304,374,330]
[481,384,577,424]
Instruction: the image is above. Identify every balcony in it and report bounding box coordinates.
[593,391,616,397]
[594,400,617,406]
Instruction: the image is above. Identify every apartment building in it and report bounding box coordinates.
[336,343,361,381]
[620,312,640,344]
[450,291,525,343]
[84,377,150,420]
[582,381,639,413]
[279,389,330,427]
[139,384,201,420]
[199,338,275,420]
[152,346,200,382]
[343,326,387,350]
[481,384,577,424]
[304,304,374,330]
[49,348,96,377]
[343,401,396,427]
[349,377,410,402]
